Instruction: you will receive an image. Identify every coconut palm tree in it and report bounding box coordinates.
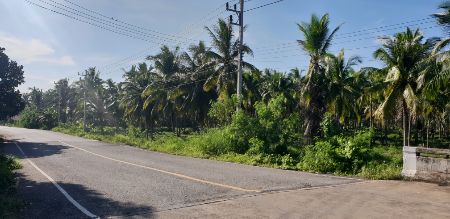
[120,63,155,134]
[324,50,362,125]
[25,87,44,110]
[374,28,435,146]
[204,19,256,99]
[53,78,71,123]
[143,46,185,134]
[433,1,450,35]
[297,13,341,142]
[178,41,217,129]
[358,67,386,130]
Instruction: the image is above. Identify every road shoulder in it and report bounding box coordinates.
[154,180,450,219]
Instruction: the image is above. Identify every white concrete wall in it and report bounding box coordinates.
[402,146,449,183]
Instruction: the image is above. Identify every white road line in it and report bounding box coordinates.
[14,142,99,219]
[58,141,261,193]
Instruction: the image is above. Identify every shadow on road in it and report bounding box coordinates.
[17,173,155,218]
[0,142,155,218]
[0,138,71,159]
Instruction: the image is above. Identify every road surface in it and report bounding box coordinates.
[0,126,449,219]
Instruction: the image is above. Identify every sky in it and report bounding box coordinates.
[0,0,445,92]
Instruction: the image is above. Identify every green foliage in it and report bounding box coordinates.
[225,95,303,155]
[298,140,340,173]
[335,130,373,172]
[19,107,58,130]
[0,47,25,120]
[320,112,341,138]
[189,129,234,156]
[0,154,22,218]
[298,130,401,179]
[126,126,146,138]
[208,95,238,126]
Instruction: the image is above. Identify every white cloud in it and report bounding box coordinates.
[0,34,75,66]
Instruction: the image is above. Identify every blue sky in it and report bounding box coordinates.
[0,0,445,91]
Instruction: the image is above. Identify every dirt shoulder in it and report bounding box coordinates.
[154,181,450,219]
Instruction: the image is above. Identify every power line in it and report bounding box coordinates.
[333,20,437,40]
[59,0,236,79]
[85,1,236,75]
[26,0,172,45]
[337,17,435,37]
[97,1,238,77]
[177,0,237,40]
[245,0,286,12]
[61,0,192,41]
[32,0,190,44]
[24,0,196,77]
[249,24,441,59]
[252,16,438,51]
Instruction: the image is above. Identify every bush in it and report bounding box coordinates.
[335,129,373,172]
[19,107,58,130]
[0,154,22,218]
[298,140,339,173]
[190,129,234,156]
[127,126,145,138]
[320,112,342,138]
[208,95,238,126]
[226,94,303,155]
[300,130,373,173]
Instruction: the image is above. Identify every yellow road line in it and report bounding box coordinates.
[58,141,261,193]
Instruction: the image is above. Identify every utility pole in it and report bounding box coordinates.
[78,72,87,132]
[54,81,61,125]
[227,0,244,110]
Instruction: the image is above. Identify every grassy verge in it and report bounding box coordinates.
[0,137,22,218]
[53,125,402,180]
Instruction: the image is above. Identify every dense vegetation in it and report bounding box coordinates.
[7,5,450,179]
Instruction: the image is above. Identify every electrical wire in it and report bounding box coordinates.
[245,0,286,12]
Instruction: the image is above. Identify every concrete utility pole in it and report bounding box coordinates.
[78,72,87,132]
[227,0,244,110]
[54,81,61,125]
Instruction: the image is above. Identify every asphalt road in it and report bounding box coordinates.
[0,126,357,218]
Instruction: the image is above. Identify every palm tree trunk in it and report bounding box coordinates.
[408,114,411,146]
[370,94,373,129]
[426,119,429,148]
[403,104,406,147]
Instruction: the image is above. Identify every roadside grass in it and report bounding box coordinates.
[53,125,402,180]
[0,137,23,218]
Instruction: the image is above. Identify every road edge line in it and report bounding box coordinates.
[13,142,99,219]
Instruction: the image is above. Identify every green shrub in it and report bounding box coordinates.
[208,96,238,126]
[299,130,372,173]
[320,112,341,138]
[227,94,303,155]
[298,140,339,173]
[358,162,402,180]
[335,129,373,172]
[0,155,22,218]
[190,129,234,156]
[18,107,40,129]
[127,126,145,138]
[19,107,58,130]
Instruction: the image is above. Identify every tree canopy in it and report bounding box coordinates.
[0,47,25,120]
